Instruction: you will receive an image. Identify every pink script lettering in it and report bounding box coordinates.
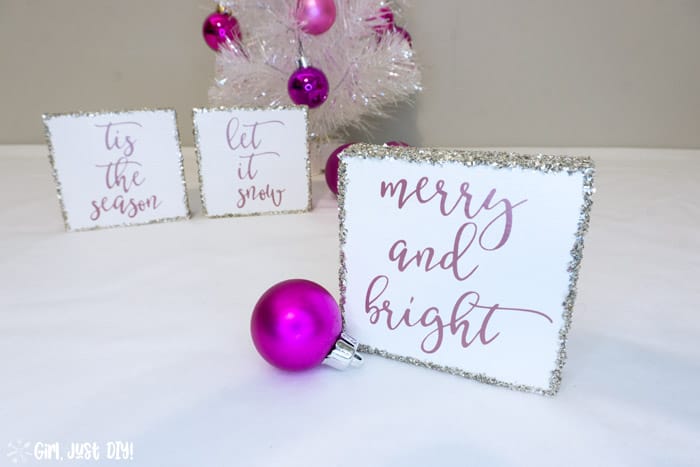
[362,175,550,355]
[226,117,287,209]
[90,121,161,221]
[380,177,527,250]
[94,121,141,157]
[365,275,552,354]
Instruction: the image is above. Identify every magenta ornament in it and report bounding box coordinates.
[370,7,395,35]
[203,11,242,51]
[295,0,337,35]
[251,279,364,372]
[377,6,395,24]
[394,26,413,47]
[370,9,412,47]
[287,66,330,109]
[325,143,353,196]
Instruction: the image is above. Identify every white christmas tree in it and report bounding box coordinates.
[204,0,421,148]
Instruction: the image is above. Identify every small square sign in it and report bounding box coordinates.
[193,107,311,217]
[43,109,190,231]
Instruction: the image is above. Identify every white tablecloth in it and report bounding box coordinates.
[1,145,698,466]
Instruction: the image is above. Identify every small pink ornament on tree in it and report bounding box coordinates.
[295,0,337,35]
[202,5,242,51]
[392,26,412,47]
[368,5,412,46]
[287,59,330,109]
[369,6,394,35]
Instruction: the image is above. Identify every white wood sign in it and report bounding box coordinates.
[339,144,595,395]
[43,109,190,231]
[193,107,311,217]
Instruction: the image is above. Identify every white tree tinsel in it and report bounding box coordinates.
[209,0,421,140]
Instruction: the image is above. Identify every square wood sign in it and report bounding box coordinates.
[43,109,190,231]
[193,107,311,217]
[339,144,595,394]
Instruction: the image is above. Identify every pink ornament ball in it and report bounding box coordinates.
[377,7,395,23]
[203,11,242,51]
[251,279,342,371]
[394,26,413,47]
[370,7,395,35]
[295,0,337,35]
[325,143,354,196]
[288,66,330,109]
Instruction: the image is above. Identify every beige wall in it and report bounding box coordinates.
[1,0,699,148]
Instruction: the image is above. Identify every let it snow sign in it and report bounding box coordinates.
[193,107,311,217]
[339,144,595,395]
[43,109,190,231]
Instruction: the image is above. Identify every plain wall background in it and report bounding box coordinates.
[1,0,698,148]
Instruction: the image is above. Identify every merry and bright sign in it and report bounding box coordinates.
[339,144,595,394]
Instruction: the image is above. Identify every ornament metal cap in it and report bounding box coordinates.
[324,332,363,370]
[297,55,310,69]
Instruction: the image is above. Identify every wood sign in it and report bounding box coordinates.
[339,144,595,394]
[43,109,190,231]
[193,107,311,218]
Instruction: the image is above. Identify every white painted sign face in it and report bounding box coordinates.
[193,107,311,217]
[339,145,595,395]
[43,109,190,231]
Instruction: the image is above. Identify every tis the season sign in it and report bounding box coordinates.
[339,145,595,394]
[193,107,311,217]
[43,109,190,231]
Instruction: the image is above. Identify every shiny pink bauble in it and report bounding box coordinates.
[295,0,337,35]
[370,7,395,35]
[287,66,330,108]
[203,11,242,51]
[393,26,413,47]
[325,143,353,196]
[251,279,342,371]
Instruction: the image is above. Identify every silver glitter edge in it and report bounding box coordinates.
[41,108,192,232]
[337,144,596,396]
[192,106,313,218]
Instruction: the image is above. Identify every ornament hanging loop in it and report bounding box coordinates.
[296,34,309,68]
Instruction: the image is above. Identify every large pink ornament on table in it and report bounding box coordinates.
[295,0,337,35]
[251,279,362,371]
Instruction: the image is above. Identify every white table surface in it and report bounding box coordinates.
[1,145,698,467]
